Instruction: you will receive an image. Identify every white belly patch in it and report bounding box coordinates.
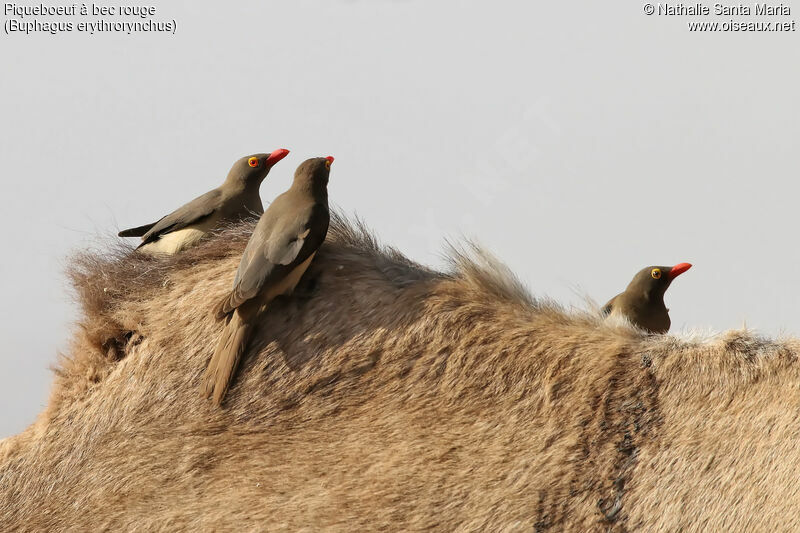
[140,226,208,255]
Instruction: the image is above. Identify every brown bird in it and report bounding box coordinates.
[602,263,692,333]
[203,156,333,405]
[118,149,290,254]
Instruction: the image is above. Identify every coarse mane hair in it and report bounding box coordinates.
[2,211,799,531]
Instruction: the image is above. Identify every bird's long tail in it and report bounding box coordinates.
[203,310,254,406]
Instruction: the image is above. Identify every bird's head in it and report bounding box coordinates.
[626,262,692,300]
[227,148,290,186]
[293,156,334,191]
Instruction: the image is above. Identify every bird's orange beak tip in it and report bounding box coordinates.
[266,148,290,166]
[669,262,692,279]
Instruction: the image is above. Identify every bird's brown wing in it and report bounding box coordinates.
[216,205,328,318]
[118,222,157,238]
[601,295,618,315]
[136,189,224,247]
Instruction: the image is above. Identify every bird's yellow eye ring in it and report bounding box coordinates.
[248,157,259,168]
[651,268,662,280]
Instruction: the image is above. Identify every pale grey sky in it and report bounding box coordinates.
[2,1,798,437]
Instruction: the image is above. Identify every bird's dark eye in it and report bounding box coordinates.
[651,268,662,280]
[248,157,259,168]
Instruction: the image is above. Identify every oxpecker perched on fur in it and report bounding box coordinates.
[602,263,692,333]
[203,156,333,405]
[118,149,290,254]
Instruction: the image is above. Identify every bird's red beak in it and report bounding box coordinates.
[325,156,335,164]
[265,148,290,166]
[668,262,692,280]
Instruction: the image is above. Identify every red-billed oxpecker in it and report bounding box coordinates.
[203,156,333,405]
[118,149,291,254]
[602,263,692,333]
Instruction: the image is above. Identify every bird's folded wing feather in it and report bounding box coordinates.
[225,218,316,311]
[601,295,617,315]
[138,189,223,246]
[118,222,157,237]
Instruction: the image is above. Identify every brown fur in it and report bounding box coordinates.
[2,213,800,531]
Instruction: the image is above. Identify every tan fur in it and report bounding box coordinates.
[2,213,800,531]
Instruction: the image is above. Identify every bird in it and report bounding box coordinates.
[118,149,290,254]
[602,263,692,333]
[203,156,333,405]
